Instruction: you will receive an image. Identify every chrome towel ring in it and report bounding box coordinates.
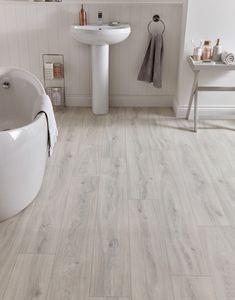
[148,14,165,35]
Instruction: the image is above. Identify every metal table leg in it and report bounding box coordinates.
[186,71,200,120]
[194,84,198,132]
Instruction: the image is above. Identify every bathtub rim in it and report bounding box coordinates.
[0,112,46,135]
[0,66,45,96]
[0,66,48,134]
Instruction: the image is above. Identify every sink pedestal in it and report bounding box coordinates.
[91,45,109,115]
[70,24,131,115]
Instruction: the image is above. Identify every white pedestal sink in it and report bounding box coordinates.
[71,24,131,115]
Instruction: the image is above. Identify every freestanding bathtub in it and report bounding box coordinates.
[0,67,48,222]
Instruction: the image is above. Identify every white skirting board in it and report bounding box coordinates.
[63,95,235,119]
[65,95,173,107]
[174,103,235,119]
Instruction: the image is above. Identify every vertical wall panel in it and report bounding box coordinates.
[0,2,183,106]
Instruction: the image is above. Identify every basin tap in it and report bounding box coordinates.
[2,81,10,89]
[97,11,103,25]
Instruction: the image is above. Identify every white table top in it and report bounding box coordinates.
[188,56,235,71]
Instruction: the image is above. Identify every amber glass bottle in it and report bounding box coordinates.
[79,5,87,26]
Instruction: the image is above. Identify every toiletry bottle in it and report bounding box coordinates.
[202,40,212,61]
[193,40,203,61]
[53,63,63,79]
[212,38,222,62]
[97,11,103,25]
[79,5,87,26]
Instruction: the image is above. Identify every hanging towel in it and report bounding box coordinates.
[137,33,164,88]
[35,94,58,157]
[221,51,235,65]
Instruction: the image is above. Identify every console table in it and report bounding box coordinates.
[186,56,235,132]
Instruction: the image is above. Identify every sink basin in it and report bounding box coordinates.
[71,23,131,115]
[71,24,131,46]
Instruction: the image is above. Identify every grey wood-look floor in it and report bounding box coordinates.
[1,107,235,300]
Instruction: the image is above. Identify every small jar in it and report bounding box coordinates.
[53,63,63,79]
[202,40,212,61]
[193,46,203,61]
[52,88,62,106]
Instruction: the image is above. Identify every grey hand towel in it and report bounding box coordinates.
[137,33,163,88]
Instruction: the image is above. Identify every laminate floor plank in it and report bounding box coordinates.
[90,108,130,297]
[100,108,126,172]
[172,276,217,300]
[129,200,174,300]
[147,108,176,151]
[147,112,208,276]
[56,108,85,143]
[220,120,235,154]
[195,128,235,225]
[199,227,235,300]
[125,108,156,200]
[46,177,99,300]
[172,119,228,226]
[90,172,130,297]
[19,142,77,254]
[90,298,130,300]
[72,110,105,177]
[0,206,34,299]
[3,254,54,300]
[156,151,208,275]
[218,121,235,172]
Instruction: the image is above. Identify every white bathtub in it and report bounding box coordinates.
[0,67,48,222]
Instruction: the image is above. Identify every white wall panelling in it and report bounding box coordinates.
[0,2,182,106]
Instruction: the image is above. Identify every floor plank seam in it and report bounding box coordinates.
[88,176,101,298]
[88,112,109,298]
[125,108,134,300]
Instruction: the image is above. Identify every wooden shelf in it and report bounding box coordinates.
[188,56,235,71]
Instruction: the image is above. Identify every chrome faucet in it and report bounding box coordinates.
[2,81,10,89]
